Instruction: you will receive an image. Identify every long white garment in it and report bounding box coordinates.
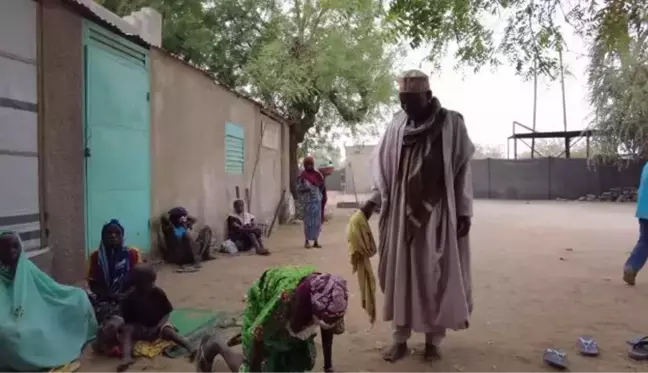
[369,109,474,333]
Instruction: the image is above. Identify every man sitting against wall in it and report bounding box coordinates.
[160,207,215,269]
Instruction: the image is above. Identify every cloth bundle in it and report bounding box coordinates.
[347,210,377,324]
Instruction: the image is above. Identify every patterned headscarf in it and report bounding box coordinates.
[309,273,348,319]
[99,219,130,293]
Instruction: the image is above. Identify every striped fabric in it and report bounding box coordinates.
[0,213,41,251]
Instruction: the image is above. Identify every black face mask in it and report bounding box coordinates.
[399,93,430,120]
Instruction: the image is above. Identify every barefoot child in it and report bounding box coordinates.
[117,264,195,372]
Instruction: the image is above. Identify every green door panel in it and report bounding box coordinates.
[84,21,151,255]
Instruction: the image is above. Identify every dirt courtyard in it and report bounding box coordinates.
[83,200,648,372]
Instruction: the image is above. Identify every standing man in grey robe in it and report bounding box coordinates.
[360,70,474,362]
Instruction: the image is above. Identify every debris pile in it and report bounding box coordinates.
[577,187,637,202]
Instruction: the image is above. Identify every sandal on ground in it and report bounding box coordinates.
[578,336,599,357]
[629,336,648,360]
[175,266,199,273]
[543,348,567,370]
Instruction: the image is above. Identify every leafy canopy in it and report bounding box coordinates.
[586,5,648,159]
[388,0,648,161]
[100,0,396,142]
[387,0,644,80]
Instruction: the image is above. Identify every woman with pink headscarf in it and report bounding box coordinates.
[195,266,348,373]
[297,156,327,248]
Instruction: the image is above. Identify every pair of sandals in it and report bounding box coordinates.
[544,335,648,370]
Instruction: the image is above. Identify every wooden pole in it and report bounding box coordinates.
[531,58,538,158]
[559,48,569,158]
[348,162,360,207]
[267,189,286,238]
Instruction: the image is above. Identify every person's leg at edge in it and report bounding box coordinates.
[624,219,648,285]
[181,235,202,268]
[384,325,410,362]
[423,326,446,360]
[250,233,270,256]
[198,227,216,261]
[160,325,196,359]
[313,204,323,248]
[117,324,136,372]
[196,333,243,373]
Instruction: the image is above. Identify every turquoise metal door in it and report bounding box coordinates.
[83,21,151,254]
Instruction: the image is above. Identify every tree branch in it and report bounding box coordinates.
[327,88,369,123]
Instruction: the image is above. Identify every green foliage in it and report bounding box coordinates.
[388,0,648,162]
[100,0,396,195]
[587,4,648,160]
[387,0,644,80]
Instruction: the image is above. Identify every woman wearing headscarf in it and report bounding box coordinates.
[86,219,141,323]
[0,232,97,371]
[195,266,348,372]
[297,156,327,248]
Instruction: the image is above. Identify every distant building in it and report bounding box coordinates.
[344,144,376,194]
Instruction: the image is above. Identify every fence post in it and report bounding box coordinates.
[487,158,491,199]
[547,157,552,200]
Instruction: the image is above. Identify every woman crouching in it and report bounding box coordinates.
[195,266,348,372]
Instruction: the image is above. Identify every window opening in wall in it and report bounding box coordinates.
[225,122,244,174]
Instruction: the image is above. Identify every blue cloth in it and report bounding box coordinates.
[626,219,648,272]
[303,200,322,241]
[636,162,648,219]
[99,219,131,293]
[0,233,97,371]
[174,225,187,239]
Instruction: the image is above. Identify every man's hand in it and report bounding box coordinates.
[360,201,376,220]
[457,216,471,237]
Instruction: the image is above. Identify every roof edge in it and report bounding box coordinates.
[151,46,290,127]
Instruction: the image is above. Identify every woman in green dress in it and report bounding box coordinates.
[195,265,348,372]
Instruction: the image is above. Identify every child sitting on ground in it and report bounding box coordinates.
[117,264,195,372]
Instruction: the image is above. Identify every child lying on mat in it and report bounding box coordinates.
[117,264,195,372]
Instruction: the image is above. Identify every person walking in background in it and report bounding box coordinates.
[359,69,474,362]
[623,161,648,285]
[297,156,327,248]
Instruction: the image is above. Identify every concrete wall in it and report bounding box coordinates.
[150,49,289,247]
[40,0,85,284]
[325,169,344,191]
[472,158,644,200]
[345,145,375,194]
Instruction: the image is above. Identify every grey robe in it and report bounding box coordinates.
[368,109,474,333]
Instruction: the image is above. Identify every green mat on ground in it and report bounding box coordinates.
[164,308,241,358]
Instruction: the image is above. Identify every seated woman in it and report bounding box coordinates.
[168,206,215,267]
[226,200,270,255]
[0,232,97,371]
[195,266,348,372]
[87,219,142,323]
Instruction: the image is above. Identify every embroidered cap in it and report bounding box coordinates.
[398,69,430,93]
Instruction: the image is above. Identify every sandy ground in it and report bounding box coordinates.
[82,200,648,372]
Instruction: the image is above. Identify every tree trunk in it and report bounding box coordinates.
[289,129,299,199]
